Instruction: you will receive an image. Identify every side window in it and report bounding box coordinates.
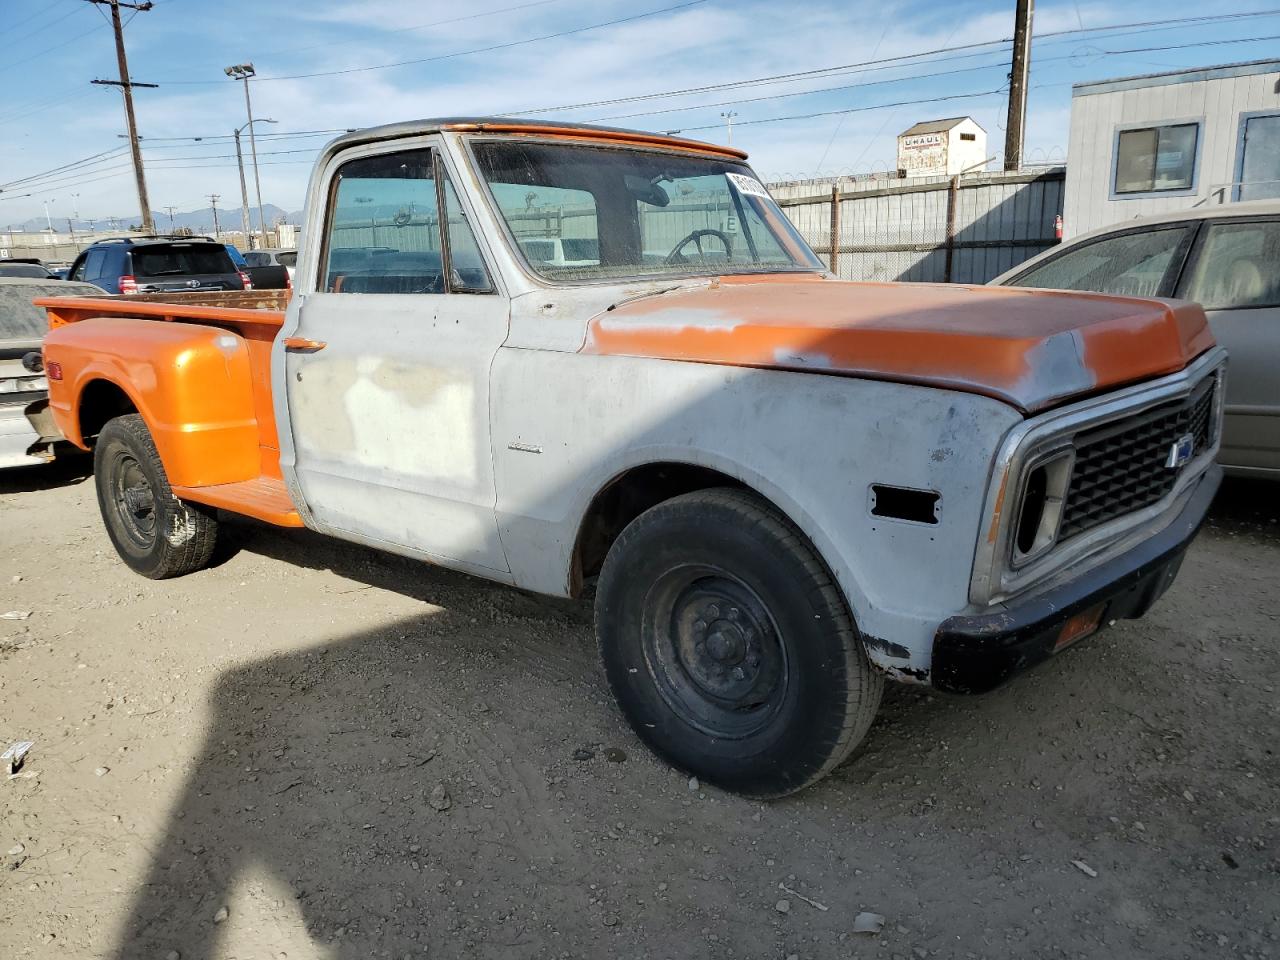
[1008,227,1193,298]
[1180,220,1280,310]
[83,248,108,281]
[441,174,493,293]
[323,148,443,295]
[1114,123,1199,195]
[68,254,88,282]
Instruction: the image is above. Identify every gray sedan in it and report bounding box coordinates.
[991,201,1280,479]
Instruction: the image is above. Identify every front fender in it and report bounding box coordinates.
[491,350,1025,679]
[44,316,260,487]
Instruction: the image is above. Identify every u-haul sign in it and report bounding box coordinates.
[900,133,945,150]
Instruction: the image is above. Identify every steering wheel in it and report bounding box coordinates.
[666,228,734,266]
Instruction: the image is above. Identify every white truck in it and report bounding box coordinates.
[37,119,1225,796]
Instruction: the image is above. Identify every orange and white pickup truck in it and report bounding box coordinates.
[36,119,1225,797]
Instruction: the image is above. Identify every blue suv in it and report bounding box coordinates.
[66,235,249,294]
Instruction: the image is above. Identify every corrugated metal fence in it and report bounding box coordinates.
[772,167,1065,284]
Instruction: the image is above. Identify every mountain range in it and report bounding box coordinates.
[11,204,303,234]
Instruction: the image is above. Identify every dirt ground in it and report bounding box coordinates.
[1,458,1276,960]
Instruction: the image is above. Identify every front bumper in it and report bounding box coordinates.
[931,464,1222,694]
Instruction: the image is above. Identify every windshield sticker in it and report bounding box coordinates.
[726,173,770,200]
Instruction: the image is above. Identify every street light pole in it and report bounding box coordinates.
[233,117,276,250]
[225,63,269,249]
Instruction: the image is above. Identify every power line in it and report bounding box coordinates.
[509,9,1280,118]
[248,0,572,60]
[0,147,129,190]
[0,19,107,76]
[676,87,1008,134]
[6,0,73,34]
[5,1,84,48]
[150,0,712,83]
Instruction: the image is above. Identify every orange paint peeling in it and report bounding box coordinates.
[584,277,1214,413]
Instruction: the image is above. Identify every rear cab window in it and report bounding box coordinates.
[131,244,237,277]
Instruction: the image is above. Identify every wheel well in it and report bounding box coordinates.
[571,463,748,594]
[77,379,137,445]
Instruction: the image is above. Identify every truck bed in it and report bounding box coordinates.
[38,289,288,329]
[35,290,302,527]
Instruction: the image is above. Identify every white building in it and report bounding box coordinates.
[1063,58,1280,238]
[895,117,988,178]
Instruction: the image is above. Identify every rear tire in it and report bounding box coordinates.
[595,488,883,798]
[94,414,219,579]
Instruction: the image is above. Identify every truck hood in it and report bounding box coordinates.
[582,275,1215,413]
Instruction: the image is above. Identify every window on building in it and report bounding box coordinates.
[1237,113,1280,202]
[960,132,976,142]
[1114,123,1199,195]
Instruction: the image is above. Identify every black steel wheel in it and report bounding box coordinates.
[94,414,219,579]
[596,487,883,797]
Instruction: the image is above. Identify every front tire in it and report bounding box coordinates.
[94,414,219,579]
[595,488,883,798]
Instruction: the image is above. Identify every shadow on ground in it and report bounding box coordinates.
[0,452,92,495]
[107,481,1278,959]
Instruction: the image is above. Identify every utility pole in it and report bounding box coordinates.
[208,194,221,239]
[225,63,268,249]
[1003,0,1034,171]
[163,204,177,231]
[87,0,156,232]
[233,129,252,247]
[721,111,738,146]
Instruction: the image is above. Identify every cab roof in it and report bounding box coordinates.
[321,117,749,162]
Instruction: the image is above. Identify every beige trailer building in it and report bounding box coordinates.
[1063,58,1280,238]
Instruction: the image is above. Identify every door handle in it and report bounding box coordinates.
[283,336,327,352]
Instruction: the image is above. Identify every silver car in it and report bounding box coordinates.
[992,201,1280,478]
[0,277,101,468]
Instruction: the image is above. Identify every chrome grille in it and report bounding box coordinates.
[1058,375,1216,541]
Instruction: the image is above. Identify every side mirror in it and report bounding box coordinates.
[22,351,44,374]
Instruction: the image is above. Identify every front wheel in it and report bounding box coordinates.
[94,414,219,579]
[595,488,883,797]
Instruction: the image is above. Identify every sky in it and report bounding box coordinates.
[1,0,1278,227]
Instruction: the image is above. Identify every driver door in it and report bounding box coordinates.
[280,140,511,575]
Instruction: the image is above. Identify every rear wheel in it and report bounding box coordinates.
[94,414,219,579]
[595,488,883,797]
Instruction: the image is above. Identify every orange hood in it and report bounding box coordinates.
[582,275,1215,413]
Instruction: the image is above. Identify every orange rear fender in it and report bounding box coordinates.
[44,316,263,488]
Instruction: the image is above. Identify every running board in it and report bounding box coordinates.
[172,476,304,528]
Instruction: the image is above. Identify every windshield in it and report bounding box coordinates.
[472,140,823,282]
